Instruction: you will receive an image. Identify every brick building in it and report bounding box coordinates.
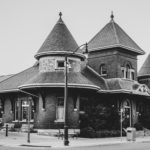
[0,13,150,131]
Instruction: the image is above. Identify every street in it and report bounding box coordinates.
[1,142,150,150]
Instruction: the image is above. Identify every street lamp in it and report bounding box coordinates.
[64,43,88,146]
[27,97,32,143]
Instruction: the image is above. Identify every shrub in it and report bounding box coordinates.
[80,127,96,138]
[80,128,126,138]
[134,122,143,131]
[14,123,22,128]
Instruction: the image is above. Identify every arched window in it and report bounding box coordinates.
[122,99,132,127]
[121,63,134,80]
[126,64,130,79]
[99,64,107,75]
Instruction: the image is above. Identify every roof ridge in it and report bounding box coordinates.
[87,23,109,48]
[112,21,120,44]
[35,13,79,59]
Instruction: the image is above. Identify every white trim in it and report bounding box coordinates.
[98,89,150,96]
[138,74,150,77]
[88,44,145,55]
[0,89,19,93]
[35,51,86,59]
[19,83,101,91]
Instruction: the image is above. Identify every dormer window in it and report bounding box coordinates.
[121,63,135,80]
[99,64,107,76]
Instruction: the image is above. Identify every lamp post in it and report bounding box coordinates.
[27,97,31,143]
[64,43,88,146]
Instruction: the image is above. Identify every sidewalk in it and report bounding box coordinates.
[0,131,150,148]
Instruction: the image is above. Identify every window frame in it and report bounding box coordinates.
[55,97,64,122]
[99,64,107,76]
[121,64,135,80]
[56,60,65,70]
[14,98,34,122]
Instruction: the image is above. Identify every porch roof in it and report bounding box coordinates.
[98,78,150,96]
[0,65,39,93]
[19,66,108,91]
[0,63,108,93]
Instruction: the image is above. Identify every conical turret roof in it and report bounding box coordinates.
[138,54,150,77]
[35,13,79,59]
[88,13,145,55]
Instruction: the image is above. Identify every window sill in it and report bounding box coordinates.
[122,78,135,81]
[100,74,107,77]
[12,120,34,123]
[54,119,64,123]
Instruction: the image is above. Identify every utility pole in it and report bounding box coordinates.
[27,97,31,143]
[64,55,69,146]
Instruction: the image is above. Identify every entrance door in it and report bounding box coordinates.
[14,98,34,122]
[56,97,64,122]
[122,100,131,128]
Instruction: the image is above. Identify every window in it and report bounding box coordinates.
[14,98,34,121]
[57,60,64,68]
[121,63,135,80]
[131,70,135,80]
[99,64,107,75]
[57,60,65,69]
[21,100,28,121]
[80,97,88,112]
[126,64,130,79]
[0,99,3,118]
[56,97,64,122]
[15,100,19,120]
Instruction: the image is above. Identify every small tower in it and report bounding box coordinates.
[35,12,85,73]
[87,13,144,80]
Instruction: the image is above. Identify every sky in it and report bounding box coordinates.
[0,0,150,75]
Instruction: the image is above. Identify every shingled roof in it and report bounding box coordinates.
[0,75,13,82]
[87,14,145,55]
[35,13,80,59]
[19,66,108,91]
[0,65,38,93]
[138,54,150,77]
[99,78,150,96]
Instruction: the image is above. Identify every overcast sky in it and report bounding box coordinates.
[0,0,150,75]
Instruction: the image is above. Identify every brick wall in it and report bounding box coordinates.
[34,90,79,129]
[3,97,13,123]
[88,48,137,80]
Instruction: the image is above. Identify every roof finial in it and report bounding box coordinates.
[110,11,114,21]
[59,12,62,19]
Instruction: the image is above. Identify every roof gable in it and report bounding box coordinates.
[88,18,145,55]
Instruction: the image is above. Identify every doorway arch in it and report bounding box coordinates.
[121,99,132,128]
